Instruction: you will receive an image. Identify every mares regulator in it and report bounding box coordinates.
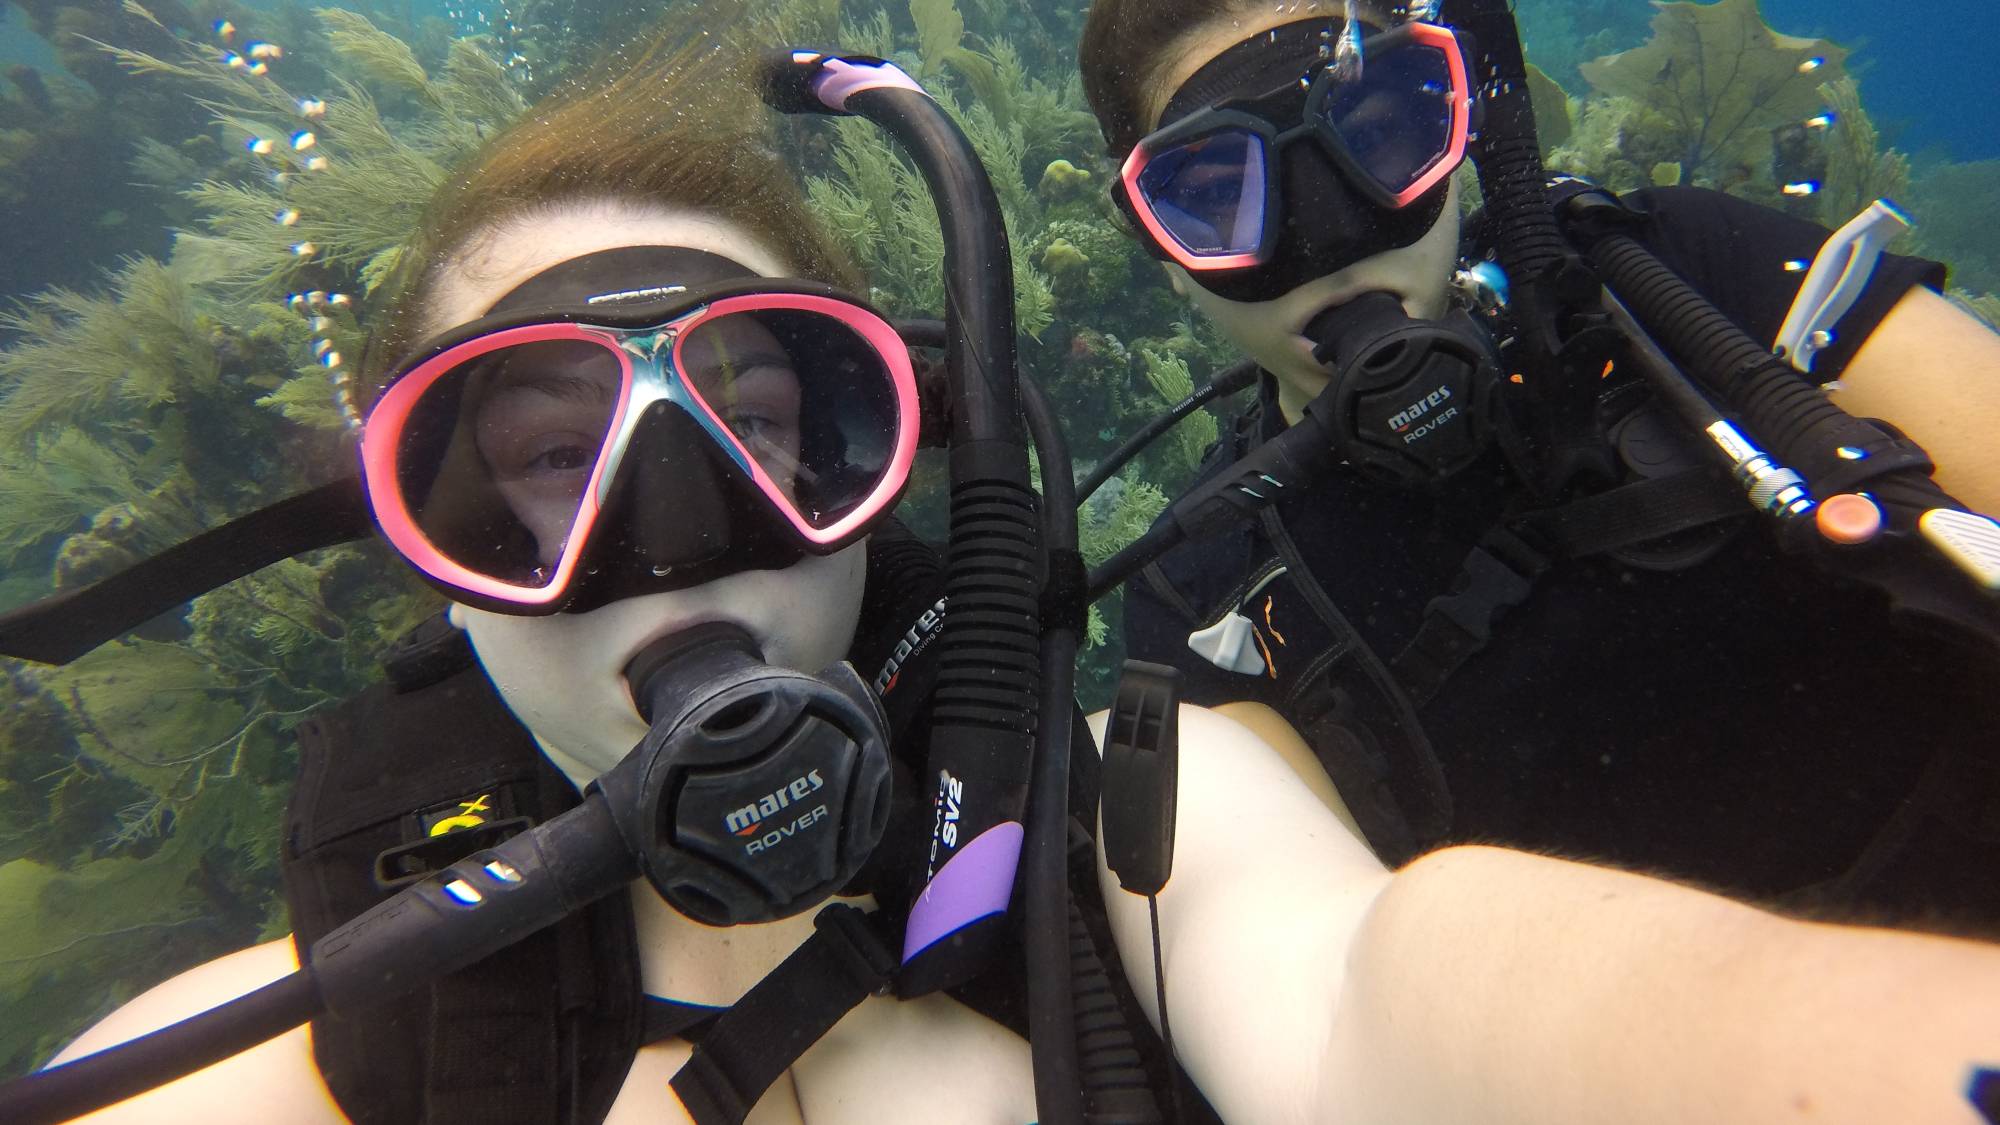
[0,47,1139,1125]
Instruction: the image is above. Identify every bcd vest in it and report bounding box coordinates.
[280,521,952,1124]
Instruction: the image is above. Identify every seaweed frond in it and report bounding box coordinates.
[1578,0,1846,186]
[1815,78,1910,228]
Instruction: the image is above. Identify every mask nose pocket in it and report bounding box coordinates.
[592,404,758,577]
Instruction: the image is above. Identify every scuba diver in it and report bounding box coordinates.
[24,34,1041,1124]
[7,12,2000,1125]
[1075,0,2000,916]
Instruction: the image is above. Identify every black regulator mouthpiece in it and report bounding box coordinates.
[601,622,893,926]
[1304,291,1501,487]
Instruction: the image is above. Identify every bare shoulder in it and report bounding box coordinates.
[794,992,1035,1123]
[50,937,348,1124]
[1087,703,1392,1123]
[606,993,1034,1124]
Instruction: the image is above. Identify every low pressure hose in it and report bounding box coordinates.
[1585,233,1950,514]
[1019,372,1087,1125]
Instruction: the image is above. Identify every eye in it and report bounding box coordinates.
[724,410,780,444]
[529,442,595,472]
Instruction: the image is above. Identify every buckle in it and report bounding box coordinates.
[1431,543,1538,644]
[812,903,898,994]
[373,815,532,889]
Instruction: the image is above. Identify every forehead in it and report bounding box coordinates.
[421,198,793,338]
[1142,1,1388,129]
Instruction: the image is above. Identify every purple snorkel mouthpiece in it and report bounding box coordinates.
[809,57,927,112]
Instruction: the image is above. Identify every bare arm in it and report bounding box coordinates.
[1093,704,2000,1125]
[45,937,347,1124]
[1327,846,2000,1125]
[1831,286,2000,513]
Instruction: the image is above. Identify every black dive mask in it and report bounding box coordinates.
[1302,291,1501,487]
[599,622,893,925]
[1116,19,1471,303]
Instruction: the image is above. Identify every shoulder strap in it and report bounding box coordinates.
[670,905,900,1125]
[1260,507,1452,865]
[1392,467,1747,705]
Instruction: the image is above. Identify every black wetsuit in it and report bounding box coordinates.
[1123,187,2000,925]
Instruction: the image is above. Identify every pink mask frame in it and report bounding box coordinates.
[359,290,919,608]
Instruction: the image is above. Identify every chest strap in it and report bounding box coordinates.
[1392,467,1747,705]
[1259,507,1451,865]
[670,904,900,1125]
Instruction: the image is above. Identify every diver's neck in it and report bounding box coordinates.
[1275,376,1314,429]
[627,880,880,1005]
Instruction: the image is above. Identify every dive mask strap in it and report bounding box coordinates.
[0,476,373,665]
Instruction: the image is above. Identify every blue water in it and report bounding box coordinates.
[1762,0,2000,162]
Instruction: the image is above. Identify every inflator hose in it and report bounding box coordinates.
[1585,234,1961,518]
[0,972,323,1125]
[1078,360,1260,504]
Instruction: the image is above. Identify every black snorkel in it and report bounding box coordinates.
[763,54,1147,1125]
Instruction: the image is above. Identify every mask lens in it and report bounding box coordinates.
[394,335,623,588]
[1320,39,1457,195]
[677,306,901,532]
[1135,128,1270,256]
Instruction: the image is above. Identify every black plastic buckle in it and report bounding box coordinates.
[1101,661,1181,897]
[1430,534,1544,645]
[372,815,531,889]
[813,903,899,994]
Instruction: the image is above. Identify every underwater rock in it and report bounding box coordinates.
[1038,158,1093,201]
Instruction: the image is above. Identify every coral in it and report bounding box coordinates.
[1805,78,1909,231]
[1512,0,1654,91]
[1039,237,1088,278]
[801,5,1078,341]
[1136,345,1219,482]
[1954,290,2000,331]
[1546,95,1681,194]
[1523,62,1573,153]
[1030,216,1133,310]
[1577,0,1846,189]
[1037,157,1092,202]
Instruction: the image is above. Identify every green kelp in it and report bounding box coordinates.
[0,7,527,1078]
